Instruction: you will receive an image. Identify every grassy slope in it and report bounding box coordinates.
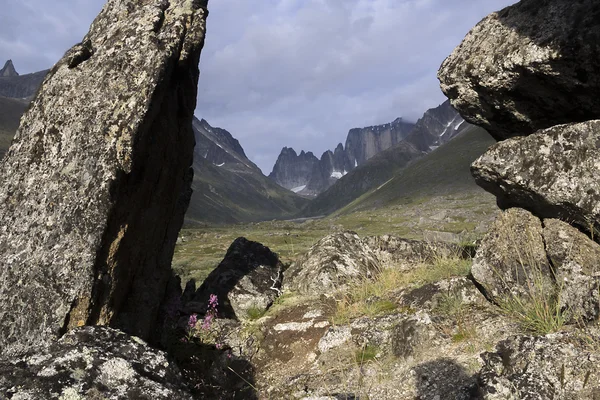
[0,96,27,158]
[186,156,310,226]
[336,125,496,215]
[300,142,423,217]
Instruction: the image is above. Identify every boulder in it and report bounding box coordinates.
[0,326,193,399]
[478,332,600,399]
[470,208,554,303]
[283,232,381,296]
[472,120,600,237]
[187,237,283,320]
[438,0,600,141]
[0,0,208,356]
[543,219,600,322]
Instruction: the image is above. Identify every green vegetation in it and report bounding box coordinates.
[355,344,380,366]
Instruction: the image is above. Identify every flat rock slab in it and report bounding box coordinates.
[439,0,600,141]
[472,120,600,236]
[0,0,208,356]
[0,326,193,399]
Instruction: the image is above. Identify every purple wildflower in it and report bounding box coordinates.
[209,294,218,309]
[202,313,213,330]
[188,313,198,329]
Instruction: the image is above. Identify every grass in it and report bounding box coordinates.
[355,344,380,366]
[246,305,267,321]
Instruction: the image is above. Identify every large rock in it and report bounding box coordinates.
[543,219,600,322]
[187,237,283,320]
[471,208,554,303]
[0,326,193,399]
[283,232,381,296]
[479,332,600,399]
[0,0,208,356]
[472,120,600,236]
[438,0,600,141]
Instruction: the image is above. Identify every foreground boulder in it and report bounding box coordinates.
[472,120,600,236]
[0,0,208,356]
[479,332,600,399]
[283,232,381,296]
[471,208,554,303]
[187,237,283,320]
[0,326,193,399]
[438,0,600,141]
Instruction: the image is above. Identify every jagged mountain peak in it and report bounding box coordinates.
[0,60,18,77]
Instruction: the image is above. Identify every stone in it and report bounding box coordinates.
[472,120,600,237]
[187,237,283,321]
[283,232,381,296]
[0,326,193,399]
[0,0,208,356]
[543,219,600,322]
[478,332,600,399]
[470,208,554,303]
[438,0,600,141]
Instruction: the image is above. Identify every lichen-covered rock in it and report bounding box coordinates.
[438,0,600,141]
[0,326,193,399]
[472,121,600,237]
[283,232,381,296]
[470,208,554,303]
[0,0,208,357]
[187,237,283,320]
[478,331,600,399]
[543,219,600,322]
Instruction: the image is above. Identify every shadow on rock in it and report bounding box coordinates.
[414,358,478,400]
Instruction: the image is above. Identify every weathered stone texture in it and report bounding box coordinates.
[0,0,208,356]
[0,326,193,399]
[472,120,600,236]
[438,0,600,141]
[470,208,554,303]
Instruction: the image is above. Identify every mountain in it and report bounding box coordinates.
[0,61,48,100]
[404,100,466,151]
[335,125,496,215]
[268,147,320,193]
[186,118,309,225]
[0,96,27,159]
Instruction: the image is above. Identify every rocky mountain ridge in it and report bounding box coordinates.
[270,100,468,197]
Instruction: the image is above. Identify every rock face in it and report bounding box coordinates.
[268,147,319,192]
[283,232,381,296]
[479,332,600,399]
[188,237,283,320]
[472,120,600,236]
[0,326,193,399]
[0,60,18,77]
[0,0,208,357]
[471,208,554,303]
[404,100,466,152]
[438,0,600,141]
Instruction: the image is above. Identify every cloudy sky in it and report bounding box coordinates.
[1,0,515,173]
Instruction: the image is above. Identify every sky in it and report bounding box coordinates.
[0,0,516,174]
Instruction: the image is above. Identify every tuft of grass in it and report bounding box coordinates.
[246,305,267,321]
[355,344,379,366]
[498,289,564,335]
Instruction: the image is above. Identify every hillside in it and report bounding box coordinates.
[0,96,27,158]
[336,125,496,215]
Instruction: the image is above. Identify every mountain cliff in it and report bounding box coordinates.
[268,147,319,193]
[0,60,18,77]
[0,61,47,99]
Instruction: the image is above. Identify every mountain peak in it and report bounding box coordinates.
[0,60,18,77]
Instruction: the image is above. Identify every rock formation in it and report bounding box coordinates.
[0,60,47,99]
[268,147,319,192]
[438,0,600,141]
[0,326,193,399]
[0,0,208,357]
[0,60,18,77]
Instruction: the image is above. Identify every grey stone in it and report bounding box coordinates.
[479,332,600,399]
[472,120,600,237]
[188,237,283,321]
[0,326,193,399]
[283,232,381,296]
[471,208,554,303]
[439,0,600,141]
[0,0,208,356]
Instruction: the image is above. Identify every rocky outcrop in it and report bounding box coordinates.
[0,0,208,356]
[479,331,600,399]
[283,232,381,296]
[472,120,600,236]
[470,208,554,303]
[0,60,18,77]
[187,237,283,320]
[0,326,193,399]
[268,147,320,192]
[404,100,467,152]
[438,0,600,141]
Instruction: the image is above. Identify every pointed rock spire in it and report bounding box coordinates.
[0,60,18,77]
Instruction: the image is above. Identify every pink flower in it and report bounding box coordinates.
[188,313,198,329]
[209,294,218,308]
[202,313,213,330]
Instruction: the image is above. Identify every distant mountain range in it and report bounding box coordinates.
[269,100,467,197]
